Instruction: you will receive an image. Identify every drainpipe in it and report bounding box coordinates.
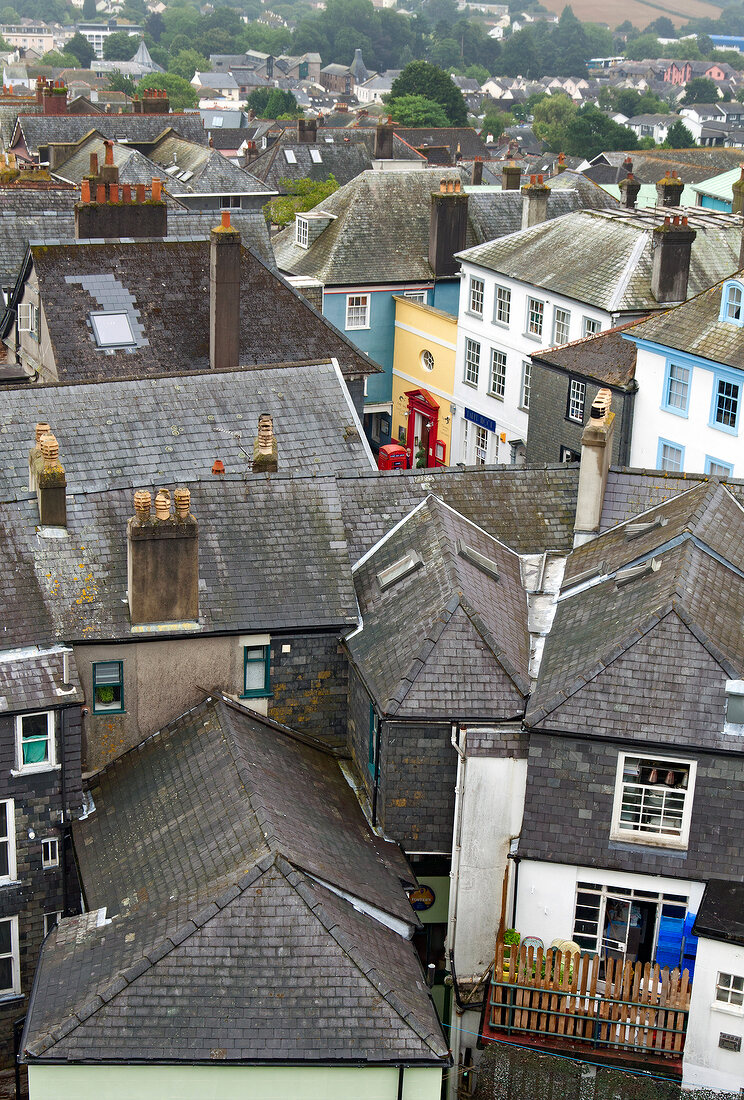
[397,1064,404,1100]
[59,707,69,916]
[446,723,466,1100]
[371,714,383,828]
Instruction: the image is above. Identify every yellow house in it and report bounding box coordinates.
[391,296,457,468]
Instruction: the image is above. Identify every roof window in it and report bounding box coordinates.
[376,551,423,591]
[624,516,668,541]
[720,280,744,326]
[310,148,322,163]
[90,311,135,349]
[284,149,297,164]
[457,540,500,582]
[615,557,661,588]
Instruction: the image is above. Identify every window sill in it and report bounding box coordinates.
[346,324,370,332]
[522,331,543,342]
[609,828,688,851]
[462,379,479,390]
[466,310,484,321]
[709,421,739,436]
[566,416,584,425]
[492,319,510,329]
[11,764,61,777]
[92,708,125,716]
[487,392,505,401]
[660,405,689,419]
[0,993,23,1006]
[0,881,21,890]
[710,1001,744,1018]
[239,692,273,700]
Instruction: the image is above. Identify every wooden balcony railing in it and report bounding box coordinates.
[488,943,691,1057]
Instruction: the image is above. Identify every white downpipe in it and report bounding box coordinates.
[447,724,467,1100]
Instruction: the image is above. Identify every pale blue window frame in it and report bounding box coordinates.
[719,279,744,326]
[661,360,690,417]
[708,369,742,436]
[705,455,734,477]
[657,437,685,472]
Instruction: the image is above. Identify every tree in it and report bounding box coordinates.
[683,76,719,104]
[265,174,340,227]
[247,87,298,118]
[40,49,75,66]
[644,16,674,37]
[107,70,136,96]
[624,34,662,60]
[665,119,696,147]
[0,7,19,21]
[103,31,138,61]
[389,61,467,125]
[82,0,96,18]
[64,32,95,68]
[138,72,198,110]
[532,92,576,147]
[168,48,209,81]
[553,6,588,77]
[481,108,512,140]
[145,11,166,42]
[388,94,449,126]
[465,63,489,85]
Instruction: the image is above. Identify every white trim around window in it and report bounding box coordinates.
[295,216,309,248]
[0,916,21,998]
[345,293,370,330]
[13,711,57,775]
[0,801,16,883]
[610,751,696,850]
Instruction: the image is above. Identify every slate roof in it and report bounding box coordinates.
[0,646,83,713]
[458,208,743,313]
[391,128,488,160]
[348,495,530,715]
[248,139,372,191]
[625,273,744,369]
[593,148,744,185]
[693,879,744,946]
[545,168,622,211]
[23,238,377,381]
[531,322,639,389]
[21,696,446,1065]
[273,169,606,286]
[147,132,272,194]
[599,467,744,530]
[0,186,77,290]
[12,115,208,156]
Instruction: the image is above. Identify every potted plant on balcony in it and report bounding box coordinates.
[502,928,520,977]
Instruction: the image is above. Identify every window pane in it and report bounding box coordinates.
[0,956,12,992]
[554,308,570,344]
[496,286,510,324]
[490,349,506,397]
[0,922,11,956]
[21,714,48,764]
[715,379,739,428]
[95,662,121,686]
[470,278,484,315]
[244,647,268,693]
[660,443,683,472]
[91,312,135,348]
[465,339,480,385]
[0,803,7,841]
[0,841,9,880]
[527,299,543,336]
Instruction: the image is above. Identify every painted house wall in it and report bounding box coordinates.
[392,296,457,465]
[684,936,744,1093]
[28,1064,444,1100]
[452,260,609,466]
[629,341,744,477]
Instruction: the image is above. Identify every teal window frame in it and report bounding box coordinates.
[705,455,734,477]
[241,644,271,699]
[368,703,378,775]
[92,660,124,714]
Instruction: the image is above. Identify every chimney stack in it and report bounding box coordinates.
[556,151,567,174]
[521,173,550,230]
[75,176,167,239]
[37,433,66,528]
[471,157,483,186]
[623,156,633,176]
[619,172,641,209]
[210,211,241,371]
[573,389,615,547]
[429,178,468,276]
[127,487,198,625]
[141,87,169,114]
[28,421,51,491]
[651,215,697,305]
[502,161,521,191]
[374,117,394,159]
[732,164,744,215]
[253,413,278,473]
[656,170,684,208]
[41,79,67,115]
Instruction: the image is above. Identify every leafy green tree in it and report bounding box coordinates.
[429,36,460,68]
[247,87,298,118]
[481,108,512,140]
[107,70,136,96]
[665,120,696,147]
[582,22,613,58]
[388,94,449,126]
[624,34,662,60]
[138,72,198,110]
[465,63,489,85]
[532,92,576,147]
[554,7,588,77]
[65,32,96,67]
[145,12,166,42]
[535,97,638,159]
[0,6,19,20]
[265,174,339,227]
[168,48,209,80]
[644,16,674,37]
[389,61,467,124]
[102,31,138,61]
[82,0,96,19]
[682,76,719,104]
[40,49,74,66]
[424,0,458,25]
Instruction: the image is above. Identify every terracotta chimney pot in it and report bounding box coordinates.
[151,177,162,201]
[96,183,106,204]
[212,459,225,475]
[35,422,51,444]
[174,487,191,518]
[122,184,132,203]
[81,179,90,203]
[133,489,151,519]
[40,433,59,465]
[104,139,114,166]
[136,184,145,202]
[221,210,231,229]
[154,489,171,520]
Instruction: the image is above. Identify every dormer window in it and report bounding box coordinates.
[296,216,309,248]
[721,280,744,325]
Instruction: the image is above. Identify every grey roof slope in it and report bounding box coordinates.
[0,647,83,712]
[26,238,378,381]
[76,695,416,925]
[147,132,272,193]
[545,168,622,211]
[0,364,372,505]
[694,880,744,946]
[394,127,489,160]
[0,187,77,290]
[273,168,601,285]
[348,495,529,714]
[625,273,744,369]
[248,139,372,191]
[338,464,581,560]
[600,467,744,530]
[0,475,358,644]
[12,114,208,156]
[531,322,639,389]
[21,697,446,1065]
[595,147,744,184]
[51,136,176,189]
[459,207,743,313]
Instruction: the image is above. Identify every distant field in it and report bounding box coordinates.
[541,0,724,29]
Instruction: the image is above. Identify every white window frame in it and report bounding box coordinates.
[345,293,370,330]
[526,297,544,338]
[403,290,426,303]
[610,752,696,850]
[725,282,743,323]
[0,801,16,884]
[474,425,489,465]
[494,284,511,326]
[489,348,506,399]
[568,378,586,423]
[309,148,322,163]
[469,276,484,317]
[461,418,469,463]
[583,316,601,338]
[295,216,309,248]
[283,148,297,164]
[715,971,744,1009]
[17,301,38,338]
[464,338,480,386]
[14,711,56,774]
[553,306,571,345]
[0,917,20,998]
[520,361,531,410]
[41,837,59,870]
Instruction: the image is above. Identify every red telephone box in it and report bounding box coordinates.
[377,443,408,470]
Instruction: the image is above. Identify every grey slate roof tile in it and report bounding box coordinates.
[14,116,209,157]
[0,648,83,712]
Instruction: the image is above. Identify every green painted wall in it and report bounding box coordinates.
[29,1063,444,1100]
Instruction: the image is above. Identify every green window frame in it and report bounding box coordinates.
[92,661,124,714]
[242,645,271,699]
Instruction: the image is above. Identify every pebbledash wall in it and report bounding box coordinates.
[684,935,744,1093]
[77,631,349,771]
[27,1063,444,1100]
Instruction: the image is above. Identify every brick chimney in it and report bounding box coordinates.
[141,87,170,114]
[521,173,550,229]
[42,79,67,116]
[37,432,66,528]
[502,161,521,190]
[127,488,198,625]
[556,151,567,173]
[732,165,744,215]
[429,178,468,277]
[471,157,483,186]
[100,139,118,185]
[656,170,684,208]
[651,215,696,305]
[253,413,277,473]
[75,176,167,239]
[210,211,241,371]
[622,156,633,176]
[374,117,394,159]
[28,421,50,491]
[619,173,641,209]
[573,390,615,547]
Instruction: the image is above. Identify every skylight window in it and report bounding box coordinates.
[212,115,223,126]
[284,149,297,164]
[310,148,322,163]
[376,551,423,591]
[457,541,500,582]
[179,169,194,181]
[90,312,135,349]
[165,164,180,175]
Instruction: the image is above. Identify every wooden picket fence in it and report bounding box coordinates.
[488,943,690,1057]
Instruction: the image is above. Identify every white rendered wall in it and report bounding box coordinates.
[683,937,744,1094]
